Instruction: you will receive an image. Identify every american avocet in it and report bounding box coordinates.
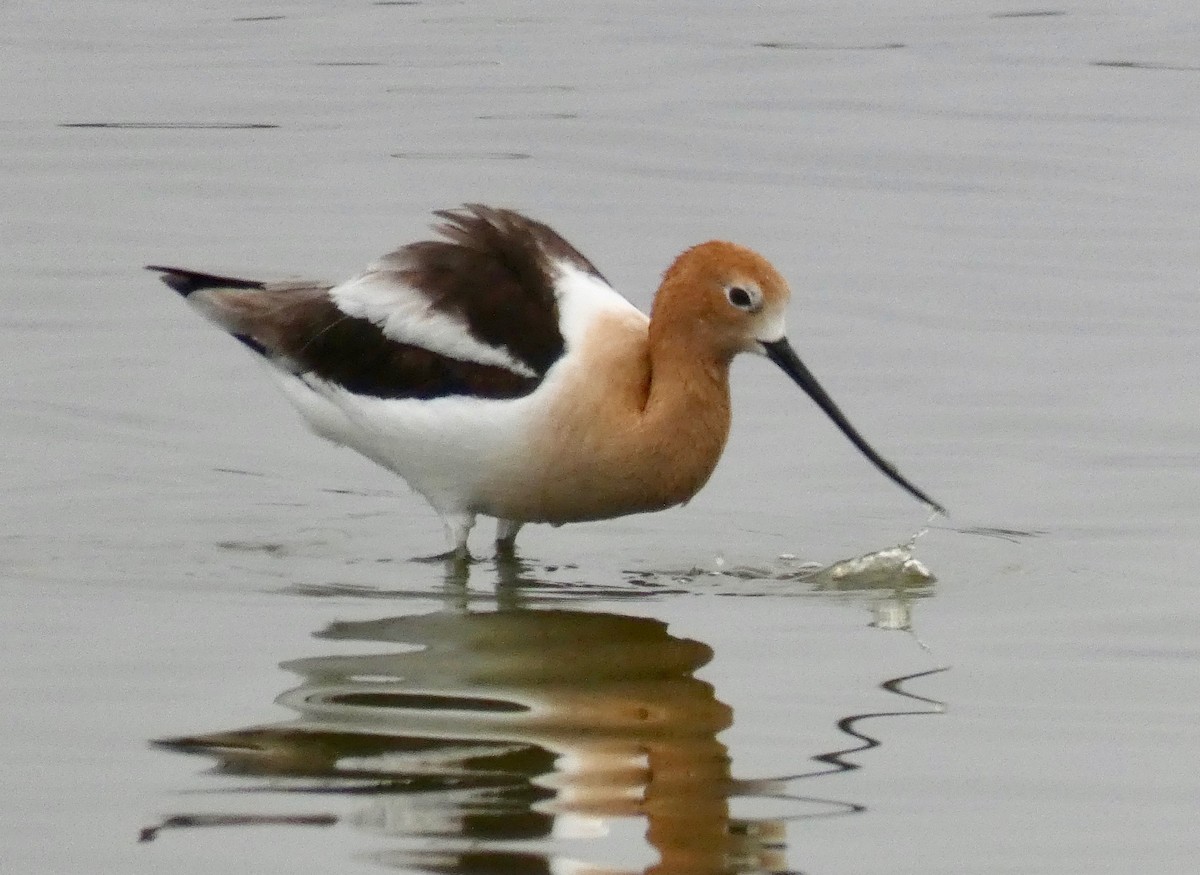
[152,205,942,559]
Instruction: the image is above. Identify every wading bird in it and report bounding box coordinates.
[152,205,942,559]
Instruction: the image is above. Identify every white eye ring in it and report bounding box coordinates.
[726,285,761,312]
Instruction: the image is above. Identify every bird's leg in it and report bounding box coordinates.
[446,512,475,561]
[414,512,475,564]
[495,519,523,558]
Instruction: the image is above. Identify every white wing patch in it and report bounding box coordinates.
[329,272,538,377]
[551,262,647,349]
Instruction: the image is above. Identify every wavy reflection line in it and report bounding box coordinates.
[770,665,949,784]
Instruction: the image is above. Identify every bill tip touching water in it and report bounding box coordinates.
[151,204,943,558]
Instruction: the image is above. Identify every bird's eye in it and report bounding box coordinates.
[727,286,755,310]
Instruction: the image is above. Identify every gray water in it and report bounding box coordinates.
[4,2,1199,873]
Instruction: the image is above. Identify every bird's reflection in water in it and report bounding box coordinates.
[153,571,787,874]
[150,555,943,874]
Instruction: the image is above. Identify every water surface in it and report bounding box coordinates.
[3,2,1198,873]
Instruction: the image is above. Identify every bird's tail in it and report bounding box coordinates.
[147,265,265,297]
[148,265,269,354]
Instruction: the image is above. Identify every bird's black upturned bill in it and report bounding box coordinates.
[762,338,946,515]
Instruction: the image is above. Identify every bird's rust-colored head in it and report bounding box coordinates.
[652,240,945,515]
[652,240,793,361]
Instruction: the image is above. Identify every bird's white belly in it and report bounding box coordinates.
[273,369,540,517]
